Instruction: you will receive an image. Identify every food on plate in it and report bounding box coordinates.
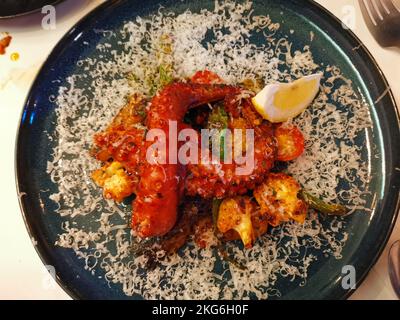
[300,190,349,216]
[90,68,345,249]
[92,161,135,203]
[185,91,277,200]
[275,124,305,162]
[133,82,240,237]
[216,196,269,248]
[254,173,308,226]
[252,73,322,123]
[91,94,146,197]
[0,34,12,55]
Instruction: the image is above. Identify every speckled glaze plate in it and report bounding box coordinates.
[16,0,400,299]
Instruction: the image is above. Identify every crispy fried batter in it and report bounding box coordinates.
[186,98,277,199]
[160,198,212,253]
[92,161,136,202]
[133,82,240,238]
[254,173,308,226]
[91,95,146,199]
[217,196,269,248]
[217,196,255,248]
[92,94,146,171]
[91,73,307,246]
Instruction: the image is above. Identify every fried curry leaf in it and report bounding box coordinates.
[207,105,228,129]
[159,64,174,88]
[212,198,223,227]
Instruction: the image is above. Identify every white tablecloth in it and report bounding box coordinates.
[0,0,398,300]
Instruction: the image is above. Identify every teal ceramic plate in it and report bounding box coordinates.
[16,0,400,299]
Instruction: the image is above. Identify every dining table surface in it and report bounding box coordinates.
[0,0,399,300]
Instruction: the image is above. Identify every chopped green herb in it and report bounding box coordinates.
[135,106,147,118]
[127,73,139,83]
[207,106,228,130]
[159,64,174,88]
[208,106,229,160]
[159,34,172,54]
[146,76,157,96]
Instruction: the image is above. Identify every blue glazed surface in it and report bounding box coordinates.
[16,0,400,299]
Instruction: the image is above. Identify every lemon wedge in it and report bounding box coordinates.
[251,73,322,123]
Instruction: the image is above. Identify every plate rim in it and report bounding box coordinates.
[14,0,400,300]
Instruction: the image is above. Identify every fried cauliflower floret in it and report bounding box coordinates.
[217,196,269,248]
[92,161,135,202]
[254,173,308,226]
[217,196,256,248]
